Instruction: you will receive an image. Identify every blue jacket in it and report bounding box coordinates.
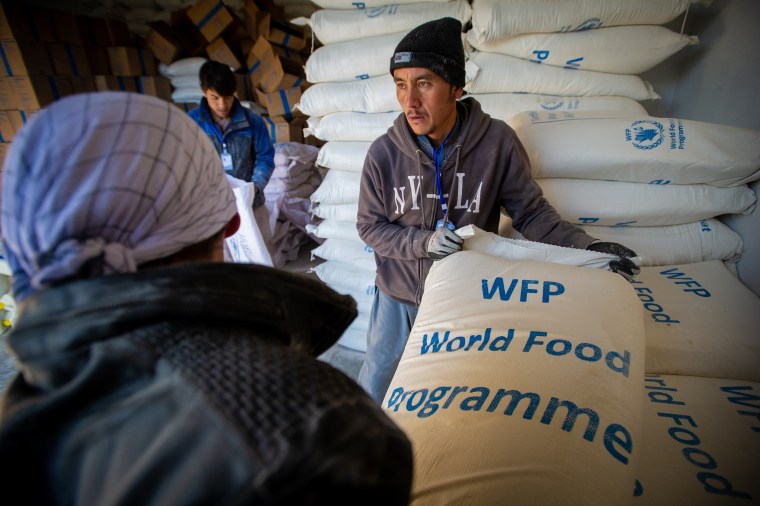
[190,98,275,207]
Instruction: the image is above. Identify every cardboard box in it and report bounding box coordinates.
[7,110,38,135]
[85,47,110,75]
[0,77,12,109]
[0,2,56,42]
[174,102,198,113]
[246,36,283,93]
[244,0,260,18]
[12,76,73,110]
[170,9,208,56]
[278,73,306,91]
[47,44,92,77]
[0,39,53,76]
[54,12,84,45]
[68,76,96,95]
[235,73,255,102]
[255,86,301,119]
[206,36,242,71]
[146,21,184,66]
[0,111,13,143]
[0,141,8,166]
[244,9,269,41]
[262,114,304,143]
[107,47,157,77]
[135,76,172,101]
[187,0,234,43]
[272,44,306,66]
[266,27,305,51]
[94,75,138,93]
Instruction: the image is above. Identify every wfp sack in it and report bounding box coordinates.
[467,25,697,75]
[636,374,760,504]
[580,220,743,266]
[312,0,451,8]
[469,0,690,44]
[305,112,397,142]
[306,219,363,243]
[305,31,407,83]
[385,247,645,505]
[469,93,647,125]
[312,202,359,222]
[316,141,371,172]
[293,0,471,46]
[512,111,760,187]
[310,169,361,205]
[311,238,376,272]
[537,178,757,227]
[632,261,760,382]
[465,52,659,100]
[224,175,273,266]
[296,75,399,117]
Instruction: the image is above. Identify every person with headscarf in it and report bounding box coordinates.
[0,92,412,505]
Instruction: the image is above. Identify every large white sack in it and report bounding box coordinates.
[632,261,760,382]
[537,178,757,227]
[512,111,760,187]
[305,31,407,83]
[580,220,743,266]
[305,112,397,142]
[293,0,471,46]
[467,25,698,75]
[316,141,371,172]
[458,225,616,270]
[469,93,647,125]
[309,168,361,204]
[470,0,690,44]
[159,57,207,78]
[312,202,359,222]
[306,218,363,243]
[465,52,660,100]
[312,0,451,8]
[636,375,760,504]
[385,248,646,505]
[311,238,376,272]
[311,259,376,293]
[296,75,399,117]
[224,175,274,267]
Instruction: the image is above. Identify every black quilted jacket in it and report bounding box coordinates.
[0,263,412,505]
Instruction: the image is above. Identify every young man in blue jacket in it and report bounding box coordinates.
[190,60,276,254]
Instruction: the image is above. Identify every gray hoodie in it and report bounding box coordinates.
[357,97,595,306]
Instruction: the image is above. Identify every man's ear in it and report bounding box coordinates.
[454,86,464,100]
[224,213,241,238]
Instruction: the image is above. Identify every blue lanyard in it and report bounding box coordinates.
[433,130,455,222]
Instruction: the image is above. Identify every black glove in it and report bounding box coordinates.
[587,241,640,281]
[427,227,463,260]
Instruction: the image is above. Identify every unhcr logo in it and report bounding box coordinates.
[626,120,664,150]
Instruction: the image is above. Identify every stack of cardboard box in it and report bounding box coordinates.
[145,0,310,143]
[0,0,171,165]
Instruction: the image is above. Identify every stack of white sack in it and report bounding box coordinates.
[503,110,759,269]
[306,164,370,351]
[384,225,646,504]
[464,0,701,126]
[159,57,207,104]
[263,142,324,268]
[293,1,472,352]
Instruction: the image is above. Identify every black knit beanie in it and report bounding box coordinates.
[389,17,465,88]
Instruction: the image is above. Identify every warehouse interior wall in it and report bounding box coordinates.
[641,0,760,296]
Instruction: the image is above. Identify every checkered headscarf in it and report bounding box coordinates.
[1,92,237,301]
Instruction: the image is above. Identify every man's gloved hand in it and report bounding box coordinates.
[587,241,641,281]
[427,227,463,260]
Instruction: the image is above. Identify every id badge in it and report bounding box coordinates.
[221,152,233,173]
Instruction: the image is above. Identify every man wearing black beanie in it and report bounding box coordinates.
[356,17,640,404]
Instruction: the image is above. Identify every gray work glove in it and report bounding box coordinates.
[587,241,641,281]
[427,227,463,260]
